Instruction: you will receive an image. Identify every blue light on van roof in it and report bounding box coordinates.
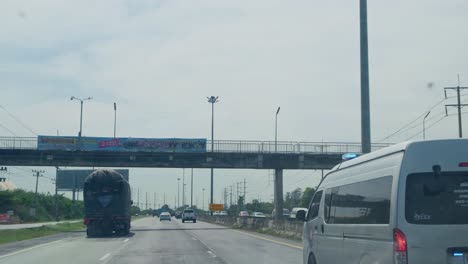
[342,153,359,161]
[453,253,463,257]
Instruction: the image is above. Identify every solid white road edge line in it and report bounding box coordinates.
[99,253,111,261]
[0,239,64,259]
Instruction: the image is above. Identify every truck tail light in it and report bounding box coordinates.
[393,228,408,264]
[83,218,91,225]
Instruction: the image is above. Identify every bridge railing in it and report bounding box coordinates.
[0,137,37,149]
[207,140,391,154]
[0,137,391,154]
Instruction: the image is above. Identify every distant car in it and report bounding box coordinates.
[290,207,308,220]
[159,212,171,221]
[239,211,249,217]
[174,211,182,219]
[182,209,196,223]
[213,211,221,216]
[219,211,228,216]
[252,212,266,218]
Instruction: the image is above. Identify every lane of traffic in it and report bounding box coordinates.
[173,219,303,264]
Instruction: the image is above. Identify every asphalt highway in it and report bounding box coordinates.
[0,217,302,264]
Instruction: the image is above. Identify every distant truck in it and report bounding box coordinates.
[182,209,196,223]
[83,170,132,237]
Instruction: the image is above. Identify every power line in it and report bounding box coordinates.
[0,105,38,135]
[404,111,467,141]
[377,95,467,143]
[0,123,16,136]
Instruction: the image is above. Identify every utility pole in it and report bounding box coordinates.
[163,193,166,205]
[445,75,468,138]
[237,182,240,204]
[32,170,44,205]
[207,96,219,215]
[137,188,140,208]
[243,178,247,204]
[230,185,233,207]
[154,192,156,209]
[360,0,371,153]
[146,192,148,210]
[55,166,59,221]
[190,168,193,208]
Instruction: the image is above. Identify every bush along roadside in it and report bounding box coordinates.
[0,189,84,223]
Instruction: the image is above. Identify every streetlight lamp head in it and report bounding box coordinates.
[276,106,281,115]
[87,97,93,100]
[207,96,219,103]
[70,96,75,100]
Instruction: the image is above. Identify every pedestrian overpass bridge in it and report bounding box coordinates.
[0,137,390,170]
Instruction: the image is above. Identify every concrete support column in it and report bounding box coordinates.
[274,168,283,222]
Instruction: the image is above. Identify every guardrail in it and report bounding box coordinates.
[0,137,392,154]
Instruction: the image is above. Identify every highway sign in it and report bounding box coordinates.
[209,203,224,211]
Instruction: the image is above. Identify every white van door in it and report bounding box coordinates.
[400,171,468,264]
[314,188,344,263]
[338,176,394,264]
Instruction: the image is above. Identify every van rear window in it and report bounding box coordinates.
[406,172,468,225]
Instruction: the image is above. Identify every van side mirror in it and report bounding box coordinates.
[296,210,306,222]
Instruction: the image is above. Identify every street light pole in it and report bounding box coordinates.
[70,96,93,138]
[207,96,219,214]
[360,0,371,153]
[177,178,180,208]
[202,188,205,211]
[423,111,431,140]
[114,102,117,138]
[275,107,280,152]
[190,168,193,208]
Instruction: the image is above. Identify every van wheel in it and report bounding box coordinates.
[308,255,317,264]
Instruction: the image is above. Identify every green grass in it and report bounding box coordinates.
[0,222,85,245]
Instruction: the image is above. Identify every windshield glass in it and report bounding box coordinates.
[406,172,468,225]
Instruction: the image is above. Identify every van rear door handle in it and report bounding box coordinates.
[321,224,324,233]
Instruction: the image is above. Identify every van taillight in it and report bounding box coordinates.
[83,218,90,225]
[393,228,408,264]
[459,162,468,167]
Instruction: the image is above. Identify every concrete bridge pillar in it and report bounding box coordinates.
[273,168,283,222]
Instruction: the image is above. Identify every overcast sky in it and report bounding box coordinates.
[1,0,467,208]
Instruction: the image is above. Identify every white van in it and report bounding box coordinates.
[297,139,468,264]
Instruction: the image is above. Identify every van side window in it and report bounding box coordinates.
[324,187,338,223]
[307,190,323,220]
[325,176,392,224]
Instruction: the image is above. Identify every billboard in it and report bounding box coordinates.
[56,169,129,191]
[38,136,207,153]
